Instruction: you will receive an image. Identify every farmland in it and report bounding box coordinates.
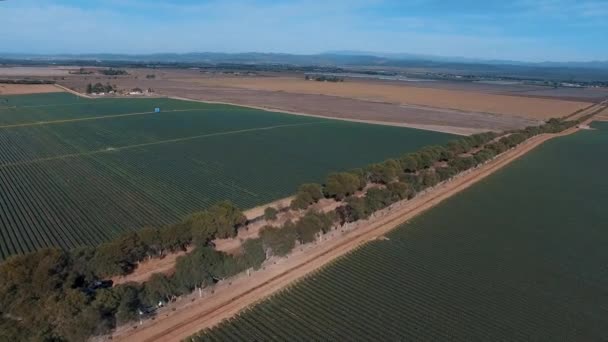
[0,92,454,259]
[156,75,592,119]
[195,121,608,341]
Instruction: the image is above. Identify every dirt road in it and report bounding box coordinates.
[110,117,592,342]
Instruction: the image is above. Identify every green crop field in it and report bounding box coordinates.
[195,122,608,341]
[0,92,454,259]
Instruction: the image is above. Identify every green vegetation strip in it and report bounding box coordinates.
[0,93,453,260]
[0,103,589,341]
[196,121,608,341]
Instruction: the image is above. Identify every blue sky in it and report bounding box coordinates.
[1,0,607,62]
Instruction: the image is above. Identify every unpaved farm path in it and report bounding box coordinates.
[111,117,595,342]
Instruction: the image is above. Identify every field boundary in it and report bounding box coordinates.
[168,96,479,135]
[53,84,93,98]
[111,116,593,342]
[49,87,477,135]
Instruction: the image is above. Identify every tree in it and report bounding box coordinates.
[92,288,121,317]
[291,183,323,210]
[421,170,440,188]
[264,207,278,221]
[345,196,370,222]
[137,226,163,258]
[52,289,101,342]
[187,201,246,242]
[86,83,93,94]
[143,273,174,305]
[259,224,297,257]
[158,222,192,252]
[436,166,457,181]
[450,156,477,172]
[298,183,324,202]
[240,238,266,270]
[447,139,472,155]
[364,188,394,212]
[173,247,234,292]
[414,151,434,169]
[92,232,146,277]
[294,211,334,244]
[324,172,361,200]
[112,284,142,324]
[387,181,413,201]
[367,159,400,184]
[399,154,418,173]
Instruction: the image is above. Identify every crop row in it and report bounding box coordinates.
[195,124,608,341]
[0,95,453,259]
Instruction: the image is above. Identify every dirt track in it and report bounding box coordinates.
[110,117,591,342]
[111,248,191,286]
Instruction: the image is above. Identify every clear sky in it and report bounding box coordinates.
[1,0,607,62]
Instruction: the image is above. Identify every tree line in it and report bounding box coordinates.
[86,83,116,94]
[305,75,344,82]
[0,115,590,341]
[99,68,128,76]
[0,79,55,85]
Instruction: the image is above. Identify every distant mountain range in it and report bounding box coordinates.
[1,51,607,69]
[1,52,607,82]
[327,50,608,69]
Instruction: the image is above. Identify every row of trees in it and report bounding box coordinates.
[0,201,250,341]
[305,75,345,82]
[99,68,128,76]
[86,82,116,94]
[0,116,589,341]
[0,79,55,85]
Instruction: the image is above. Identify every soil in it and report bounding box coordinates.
[108,116,595,342]
[594,106,608,121]
[0,84,63,95]
[169,95,485,135]
[0,66,78,77]
[111,248,191,286]
[56,69,548,134]
[167,76,591,119]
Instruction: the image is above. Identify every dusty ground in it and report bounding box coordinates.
[565,101,608,121]
[111,248,191,286]
[169,76,591,119]
[61,78,538,134]
[109,115,594,342]
[54,68,604,134]
[0,83,63,95]
[0,66,80,77]
[56,68,563,134]
[594,106,608,121]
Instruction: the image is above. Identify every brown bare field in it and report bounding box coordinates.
[565,101,608,121]
[56,69,541,134]
[176,76,591,120]
[5,66,596,134]
[595,106,608,121]
[109,116,593,342]
[0,66,78,77]
[0,84,63,95]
